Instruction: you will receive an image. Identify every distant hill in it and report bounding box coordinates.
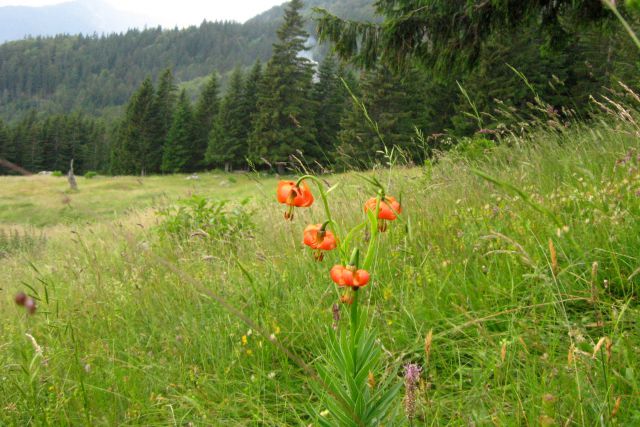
[0,0,145,44]
[0,0,374,121]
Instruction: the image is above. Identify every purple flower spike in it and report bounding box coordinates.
[403,363,422,421]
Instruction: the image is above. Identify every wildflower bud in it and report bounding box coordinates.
[14,292,27,306]
[340,294,354,305]
[331,303,340,330]
[611,396,622,418]
[24,297,37,314]
[548,239,558,276]
[424,329,433,366]
[367,371,375,389]
[590,261,599,303]
[539,415,555,426]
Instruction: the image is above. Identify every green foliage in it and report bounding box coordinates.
[110,77,156,175]
[314,319,401,426]
[4,0,640,178]
[152,69,178,170]
[448,136,496,162]
[312,55,351,163]
[0,23,274,121]
[2,115,640,423]
[156,195,254,242]
[83,171,97,179]
[315,0,612,72]
[51,170,63,177]
[206,68,249,170]
[193,73,221,170]
[0,229,45,258]
[0,112,108,175]
[161,90,195,173]
[336,65,433,168]
[249,0,318,166]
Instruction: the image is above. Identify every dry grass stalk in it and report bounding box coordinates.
[549,239,558,276]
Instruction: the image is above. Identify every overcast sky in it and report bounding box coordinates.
[0,0,285,25]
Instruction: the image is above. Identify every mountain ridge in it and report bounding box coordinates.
[0,0,373,121]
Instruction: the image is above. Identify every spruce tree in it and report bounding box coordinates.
[193,72,220,170]
[241,60,262,132]
[111,77,156,175]
[151,68,178,172]
[162,89,195,173]
[337,66,430,167]
[312,55,350,163]
[15,111,43,172]
[249,0,317,169]
[206,67,247,171]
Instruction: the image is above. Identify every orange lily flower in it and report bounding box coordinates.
[330,265,370,288]
[277,180,314,220]
[364,196,401,231]
[303,224,337,261]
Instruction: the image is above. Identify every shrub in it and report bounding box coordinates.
[51,171,63,177]
[452,136,496,160]
[156,195,254,242]
[84,171,98,179]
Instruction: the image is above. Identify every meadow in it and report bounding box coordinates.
[2,116,640,425]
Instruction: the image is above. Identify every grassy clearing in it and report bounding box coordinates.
[0,173,269,228]
[1,118,640,425]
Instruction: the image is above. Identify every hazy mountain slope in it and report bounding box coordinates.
[0,0,373,121]
[0,0,145,43]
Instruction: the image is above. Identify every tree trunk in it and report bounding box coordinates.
[67,159,78,191]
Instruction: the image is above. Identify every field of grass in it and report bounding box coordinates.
[2,118,640,425]
[0,173,271,228]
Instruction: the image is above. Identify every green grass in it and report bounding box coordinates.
[1,118,640,425]
[0,172,270,228]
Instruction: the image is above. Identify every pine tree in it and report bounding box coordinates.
[249,0,317,169]
[150,68,178,172]
[241,60,262,132]
[162,90,195,173]
[193,72,220,170]
[14,111,43,172]
[312,55,350,163]
[111,77,156,175]
[206,67,248,171]
[337,66,430,167]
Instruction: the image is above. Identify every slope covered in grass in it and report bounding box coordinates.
[1,117,640,424]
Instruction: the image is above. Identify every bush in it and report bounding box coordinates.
[51,171,63,177]
[452,136,496,160]
[84,171,98,179]
[156,195,254,242]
